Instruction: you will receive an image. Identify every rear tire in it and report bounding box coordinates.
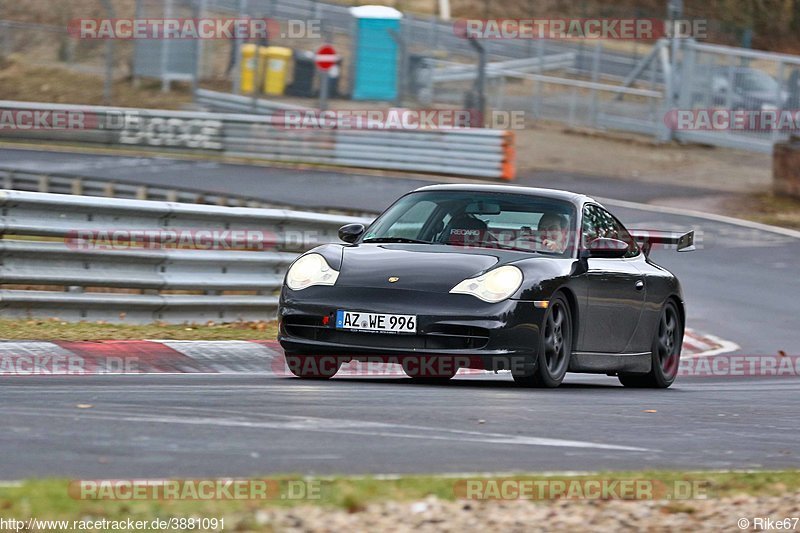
[619,300,682,389]
[285,355,341,379]
[513,294,572,388]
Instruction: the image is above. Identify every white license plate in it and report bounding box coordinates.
[335,310,417,334]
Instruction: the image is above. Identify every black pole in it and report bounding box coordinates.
[468,37,486,128]
[100,0,115,105]
[388,28,405,106]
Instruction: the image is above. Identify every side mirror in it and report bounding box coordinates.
[338,223,365,243]
[581,238,629,259]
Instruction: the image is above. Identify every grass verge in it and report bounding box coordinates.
[727,193,800,230]
[0,471,798,525]
[0,319,279,341]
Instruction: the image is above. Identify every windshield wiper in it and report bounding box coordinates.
[362,237,432,244]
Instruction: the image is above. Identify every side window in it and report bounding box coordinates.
[581,205,639,258]
[581,205,605,244]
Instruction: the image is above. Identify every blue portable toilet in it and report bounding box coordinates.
[349,5,403,101]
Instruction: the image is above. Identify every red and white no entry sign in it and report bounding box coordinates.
[315,44,340,71]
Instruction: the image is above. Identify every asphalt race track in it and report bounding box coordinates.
[1,147,799,479]
[1,374,798,479]
[0,147,716,208]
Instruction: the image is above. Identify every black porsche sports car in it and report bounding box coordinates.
[278,185,694,388]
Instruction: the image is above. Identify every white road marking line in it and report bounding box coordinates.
[676,382,800,392]
[597,196,800,240]
[0,407,649,452]
[336,467,800,481]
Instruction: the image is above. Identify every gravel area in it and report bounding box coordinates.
[514,125,771,193]
[252,493,800,532]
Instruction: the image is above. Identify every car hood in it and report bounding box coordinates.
[336,243,510,291]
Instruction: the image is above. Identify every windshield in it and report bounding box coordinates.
[363,190,577,257]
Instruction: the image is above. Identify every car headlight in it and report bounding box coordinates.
[286,253,339,290]
[449,265,523,303]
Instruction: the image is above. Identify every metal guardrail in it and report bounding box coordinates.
[0,190,371,323]
[0,166,270,209]
[429,54,577,83]
[195,89,311,115]
[0,100,516,180]
[0,166,372,219]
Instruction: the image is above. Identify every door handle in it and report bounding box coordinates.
[635,280,645,291]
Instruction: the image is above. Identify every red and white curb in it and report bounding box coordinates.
[681,331,740,358]
[0,329,736,376]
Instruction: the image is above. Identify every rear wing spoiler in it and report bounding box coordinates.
[629,230,695,255]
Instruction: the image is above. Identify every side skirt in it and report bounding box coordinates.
[569,351,651,374]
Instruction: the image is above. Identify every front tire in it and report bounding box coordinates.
[619,300,682,389]
[513,294,572,388]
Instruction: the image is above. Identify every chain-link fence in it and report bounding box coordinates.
[3,0,800,154]
[673,40,800,152]
[0,19,134,76]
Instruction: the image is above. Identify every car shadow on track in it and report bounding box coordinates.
[327,376,625,390]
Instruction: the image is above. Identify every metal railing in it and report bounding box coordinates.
[0,166,266,209]
[0,100,516,180]
[195,89,310,115]
[0,189,371,323]
[425,39,669,140]
[671,40,800,153]
[428,54,578,83]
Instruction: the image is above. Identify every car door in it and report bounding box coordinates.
[577,204,647,354]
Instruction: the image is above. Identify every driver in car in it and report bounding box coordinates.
[537,213,569,253]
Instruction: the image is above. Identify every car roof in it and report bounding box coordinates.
[412,183,595,206]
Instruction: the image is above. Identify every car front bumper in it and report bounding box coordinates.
[278,285,546,371]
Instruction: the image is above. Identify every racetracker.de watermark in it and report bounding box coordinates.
[0,355,137,376]
[453,18,707,40]
[0,109,96,130]
[66,18,321,40]
[69,479,324,500]
[274,109,526,130]
[665,109,800,132]
[64,229,318,251]
[679,354,800,377]
[453,478,709,500]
